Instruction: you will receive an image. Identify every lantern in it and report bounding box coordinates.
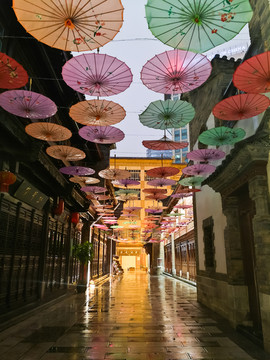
[71,212,80,225]
[0,170,16,192]
[54,198,64,215]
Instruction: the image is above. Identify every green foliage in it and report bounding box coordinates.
[72,241,94,265]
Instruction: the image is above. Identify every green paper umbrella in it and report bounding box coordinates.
[178,176,205,187]
[168,212,185,216]
[198,126,246,146]
[145,0,253,53]
[115,189,139,196]
[139,99,195,130]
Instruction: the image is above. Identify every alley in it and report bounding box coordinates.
[0,272,269,360]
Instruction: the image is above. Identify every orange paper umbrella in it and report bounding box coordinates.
[99,168,131,180]
[25,122,72,141]
[212,93,269,121]
[146,166,180,178]
[145,193,167,200]
[0,52,28,89]
[69,99,126,126]
[13,0,124,52]
[46,145,86,161]
[69,176,100,185]
[143,188,167,194]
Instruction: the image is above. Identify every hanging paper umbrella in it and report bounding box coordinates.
[213,93,269,121]
[124,207,142,211]
[198,126,246,146]
[0,90,57,119]
[79,125,124,144]
[60,166,95,176]
[143,188,167,195]
[141,49,212,94]
[69,99,126,126]
[80,186,107,193]
[143,134,188,150]
[186,149,226,162]
[147,178,176,187]
[174,204,193,209]
[94,194,110,201]
[93,224,109,230]
[139,99,195,129]
[62,53,133,97]
[69,176,100,185]
[145,193,168,200]
[13,0,124,52]
[115,189,139,196]
[116,193,138,201]
[178,176,205,187]
[0,52,28,89]
[182,164,216,176]
[171,189,200,197]
[25,122,72,141]
[233,51,270,94]
[46,145,86,161]
[145,0,253,53]
[146,166,180,178]
[99,168,131,180]
[113,179,140,187]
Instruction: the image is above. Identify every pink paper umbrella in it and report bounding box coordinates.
[80,186,106,193]
[186,149,226,162]
[62,53,133,97]
[79,125,124,144]
[141,49,212,94]
[60,166,95,176]
[0,90,57,119]
[182,164,216,176]
[147,178,176,187]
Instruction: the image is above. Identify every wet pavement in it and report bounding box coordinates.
[0,271,269,360]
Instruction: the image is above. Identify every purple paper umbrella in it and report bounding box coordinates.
[79,125,124,144]
[145,208,163,214]
[186,149,226,162]
[62,53,133,97]
[60,166,95,176]
[0,90,57,119]
[182,164,216,176]
[113,179,140,187]
[147,178,176,187]
[80,186,106,193]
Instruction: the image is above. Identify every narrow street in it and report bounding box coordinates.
[0,272,269,360]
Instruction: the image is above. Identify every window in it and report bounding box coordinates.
[174,130,180,142]
[181,128,188,140]
[203,217,215,270]
[128,170,141,181]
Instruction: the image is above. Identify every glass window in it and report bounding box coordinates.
[181,128,188,140]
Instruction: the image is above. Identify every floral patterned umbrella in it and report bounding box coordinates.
[62,53,133,97]
[99,168,131,180]
[46,145,86,161]
[25,122,72,141]
[0,52,28,89]
[198,126,246,146]
[186,149,226,162]
[147,178,176,187]
[0,90,57,119]
[69,176,100,185]
[212,93,269,121]
[145,0,253,53]
[60,166,95,176]
[142,134,188,150]
[141,49,212,94]
[13,0,124,52]
[146,166,180,178]
[69,99,126,126]
[182,164,216,176]
[79,125,124,144]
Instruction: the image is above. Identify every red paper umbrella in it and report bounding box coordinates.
[25,122,72,141]
[146,166,180,178]
[141,49,212,94]
[99,168,131,180]
[233,51,270,93]
[0,52,28,89]
[143,188,167,194]
[46,145,86,161]
[94,194,110,201]
[212,93,269,121]
[186,149,226,162]
[60,166,95,176]
[69,176,99,185]
[113,179,140,187]
[143,135,188,150]
[80,186,107,193]
[182,164,216,176]
[62,53,133,97]
[174,204,193,209]
[145,194,167,200]
[0,90,57,119]
[69,99,126,126]
[79,125,124,144]
[147,178,176,187]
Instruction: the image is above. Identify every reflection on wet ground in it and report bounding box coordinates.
[0,271,269,359]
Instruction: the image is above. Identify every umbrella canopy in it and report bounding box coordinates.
[212,93,269,121]
[0,52,28,89]
[113,179,140,187]
[147,178,176,187]
[25,122,72,141]
[79,125,124,144]
[182,164,216,176]
[115,189,139,196]
[99,168,131,180]
[145,193,168,200]
[145,0,253,53]
[233,51,270,93]
[0,90,57,119]
[143,188,167,194]
[142,135,188,150]
[80,186,106,193]
[46,145,86,161]
[69,99,126,126]
[146,166,180,178]
[60,166,95,176]
[141,49,212,94]
[174,204,193,209]
[186,149,226,162]
[62,53,133,97]
[69,176,100,185]
[171,188,201,197]
[93,224,109,230]
[124,207,142,211]
[178,176,205,187]
[94,194,111,201]
[198,126,246,146]
[139,99,195,130]
[13,0,124,52]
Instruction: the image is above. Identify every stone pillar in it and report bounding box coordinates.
[171,233,176,276]
[157,238,165,275]
[150,243,160,275]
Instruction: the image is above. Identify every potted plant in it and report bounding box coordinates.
[72,241,94,293]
